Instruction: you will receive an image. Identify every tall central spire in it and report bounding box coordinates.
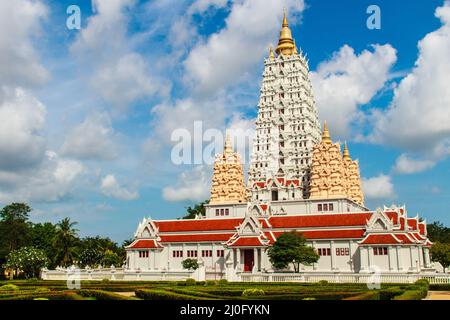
[276,11,295,56]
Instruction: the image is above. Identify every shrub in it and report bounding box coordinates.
[393,290,427,300]
[185,278,196,286]
[205,280,218,286]
[78,290,136,300]
[303,297,316,300]
[218,279,228,286]
[182,259,199,271]
[414,279,429,290]
[34,298,49,300]
[0,284,19,291]
[101,278,110,284]
[343,291,380,300]
[242,288,265,297]
[135,289,207,300]
[430,284,450,291]
[379,287,404,300]
[318,280,328,286]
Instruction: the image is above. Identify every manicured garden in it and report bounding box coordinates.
[0,278,443,300]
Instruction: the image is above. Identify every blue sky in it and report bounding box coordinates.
[0,0,449,243]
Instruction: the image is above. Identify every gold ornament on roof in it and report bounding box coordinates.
[275,11,295,56]
[321,121,332,144]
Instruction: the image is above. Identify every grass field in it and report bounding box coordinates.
[0,278,442,300]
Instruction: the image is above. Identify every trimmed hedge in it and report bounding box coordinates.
[343,291,380,300]
[242,288,265,297]
[77,290,138,300]
[135,289,210,300]
[429,284,450,291]
[393,290,427,300]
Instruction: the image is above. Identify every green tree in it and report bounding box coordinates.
[0,203,32,252]
[430,242,450,273]
[182,200,209,219]
[427,221,450,243]
[101,250,123,267]
[3,247,49,279]
[267,231,319,272]
[182,258,199,271]
[53,218,79,267]
[30,222,57,267]
[78,248,103,268]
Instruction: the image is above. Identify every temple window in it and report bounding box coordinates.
[217,250,224,257]
[318,248,331,256]
[215,209,220,216]
[323,204,328,211]
[225,208,229,216]
[336,248,349,256]
[329,203,334,211]
[318,204,322,211]
[172,250,183,258]
[373,247,388,256]
[202,250,213,257]
[220,209,224,216]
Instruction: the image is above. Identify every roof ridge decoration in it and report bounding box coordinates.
[134,217,160,240]
[365,208,394,233]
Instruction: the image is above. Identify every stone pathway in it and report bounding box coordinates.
[114,292,136,297]
[424,291,450,300]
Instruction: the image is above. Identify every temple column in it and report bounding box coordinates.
[253,248,259,273]
[367,246,373,270]
[396,246,402,271]
[330,241,335,271]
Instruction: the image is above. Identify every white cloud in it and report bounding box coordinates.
[310,44,397,138]
[61,112,119,160]
[100,174,139,201]
[0,87,47,170]
[184,0,305,96]
[362,174,395,200]
[369,2,450,158]
[162,166,210,202]
[188,0,230,14]
[71,0,167,110]
[0,151,84,203]
[0,0,49,88]
[392,153,436,174]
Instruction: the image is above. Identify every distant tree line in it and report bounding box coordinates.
[0,203,133,279]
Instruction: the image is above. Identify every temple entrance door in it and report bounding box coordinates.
[243,250,254,272]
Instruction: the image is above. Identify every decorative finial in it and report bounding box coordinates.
[224,132,232,154]
[343,142,351,160]
[269,46,275,60]
[282,9,288,27]
[321,121,332,144]
[276,10,295,56]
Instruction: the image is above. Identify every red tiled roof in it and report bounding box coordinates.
[227,236,267,247]
[128,239,162,249]
[360,234,401,245]
[273,229,365,240]
[159,233,232,243]
[260,204,268,211]
[394,234,415,244]
[407,218,418,230]
[155,218,242,232]
[385,211,399,225]
[269,213,372,229]
[418,223,426,235]
[259,218,270,228]
[410,233,426,241]
[286,179,300,187]
[399,217,406,230]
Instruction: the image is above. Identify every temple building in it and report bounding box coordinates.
[124,13,434,279]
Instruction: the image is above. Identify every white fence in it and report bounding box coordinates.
[41,266,450,284]
[238,272,450,284]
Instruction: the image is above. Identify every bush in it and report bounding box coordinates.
[318,280,329,286]
[205,280,218,286]
[343,291,380,300]
[414,279,429,290]
[135,289,207,300]
[185,278,196,286]
[34,298,49,300]
[379,287,404,300]
[393,290,427,300]
[218,279,228,286]
[242,288,265,297]
[0,284,19,291]
[78,290,136,300]
[101,278,110,284]
[430,284,450,291]
[302,297,316,300]
[182,259,199,271]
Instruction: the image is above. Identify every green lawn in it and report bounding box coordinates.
[0,279,438,300]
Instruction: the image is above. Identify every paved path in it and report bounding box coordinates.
[424,291,450,300]
[114,291,136,297]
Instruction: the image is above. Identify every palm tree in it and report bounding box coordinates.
[53,218,79,267]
